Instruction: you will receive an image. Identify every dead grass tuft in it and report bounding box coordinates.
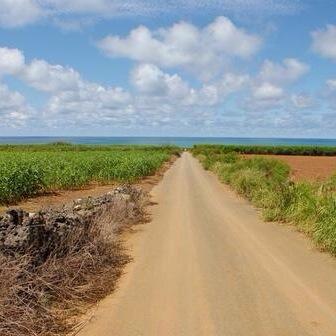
[0,186,148,336]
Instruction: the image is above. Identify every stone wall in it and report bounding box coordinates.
[0,185,145,265]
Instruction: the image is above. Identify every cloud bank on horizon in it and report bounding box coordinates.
[0,0,335,137]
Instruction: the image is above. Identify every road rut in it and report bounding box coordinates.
[79,152,336,336]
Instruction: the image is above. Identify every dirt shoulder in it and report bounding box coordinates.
[245,154,336,181]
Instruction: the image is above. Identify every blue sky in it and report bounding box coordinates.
[0,0,336,138]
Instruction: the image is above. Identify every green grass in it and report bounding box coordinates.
[192,144,336,156]
[0,144,178,204]
[192,146,336,256]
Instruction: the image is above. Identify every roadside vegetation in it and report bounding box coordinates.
[0,144,180,335]
[0,186,147,336]
[0,144,179,205]
[192,144,336,156]
[192,146,336,256]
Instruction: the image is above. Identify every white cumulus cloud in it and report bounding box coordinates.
[21,60,82,92]
[0,47,25,76]
[131,63,192,100]
[244,57,309,111]
[131,63,248,108]
[0,46,133,128]
[253,82,284,100]
[0,44,319,135]
[0,0,42,28]
[326,79,336,91]
[0,83,33,127]
[259,58,309,85]
[312,25,336,61]
[98,17,262,79]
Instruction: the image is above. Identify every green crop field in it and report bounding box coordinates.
[192,144,336,156]
[0,144,179,204]
[192,145,336,256]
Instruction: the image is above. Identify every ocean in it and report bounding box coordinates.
[0,137,336,147]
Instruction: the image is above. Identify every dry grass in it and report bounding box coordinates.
[0,188,148,336]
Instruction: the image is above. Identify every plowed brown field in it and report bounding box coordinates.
[246,155,336,181]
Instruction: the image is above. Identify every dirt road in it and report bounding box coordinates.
[79,152,336,336]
